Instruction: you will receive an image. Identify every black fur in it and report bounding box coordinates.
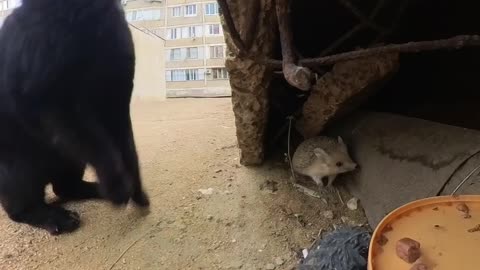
[0,0,149,235]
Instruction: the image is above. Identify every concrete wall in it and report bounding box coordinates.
[129,24,167,101]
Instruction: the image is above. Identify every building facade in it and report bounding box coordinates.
[122,0,231,98]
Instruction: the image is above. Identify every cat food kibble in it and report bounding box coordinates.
[396,238,421,263]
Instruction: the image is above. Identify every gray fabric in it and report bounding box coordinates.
[328,111,480,227]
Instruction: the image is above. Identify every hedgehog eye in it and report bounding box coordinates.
[336,162,343,167]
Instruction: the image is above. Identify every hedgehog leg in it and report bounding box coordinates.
[326,175,337,187]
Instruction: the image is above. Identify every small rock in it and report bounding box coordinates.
[302,249,309,258]
[198,188,214,195]
[122,258,126,264]
[215,169,223,173]
[347,197,359,211]
[207,215,214,221]
[322,210,334,219]
[274,257,284,266]
[265,263,276,270]
[232,239,237,243]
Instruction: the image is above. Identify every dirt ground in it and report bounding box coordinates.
[0,98,366,270]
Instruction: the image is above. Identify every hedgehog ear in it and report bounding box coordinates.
[313,147,329,161]
[337,136,344,144]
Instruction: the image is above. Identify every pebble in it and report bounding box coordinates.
[274,257,284,266]
[347,197,359,211]
[207,215,214,221]
[322,210,334,219]
[215,169,223,173]
[265,263,276,270]
[302,249,309,258]
[122,258,126,264]
[198,188,214,195]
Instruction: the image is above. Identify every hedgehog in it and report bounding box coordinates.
[292,136,357,187]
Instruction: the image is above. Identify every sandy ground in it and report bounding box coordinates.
[0,98,366,270]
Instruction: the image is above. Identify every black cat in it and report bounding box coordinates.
[0,0,150,235]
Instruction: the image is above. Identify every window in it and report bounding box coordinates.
[168,27,181,40]
[212,68,229,80]
[205,3,219,15]
[0,0,8,11]
[126,9,161,22]
[170,49,181,61]
[151,10,162,20]
[207,24,221,35]
[125,12,133,21]
[169,70,185,81]
[166,69,204,82]
[187,26,196,38]
[209,46,224,58]
[185,4,197,16]
[181,26,202,39]
[186,47,198,59]
[172,6,182,17]
[185,69,197,80]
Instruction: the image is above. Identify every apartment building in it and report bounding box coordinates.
[123,0,231,98]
